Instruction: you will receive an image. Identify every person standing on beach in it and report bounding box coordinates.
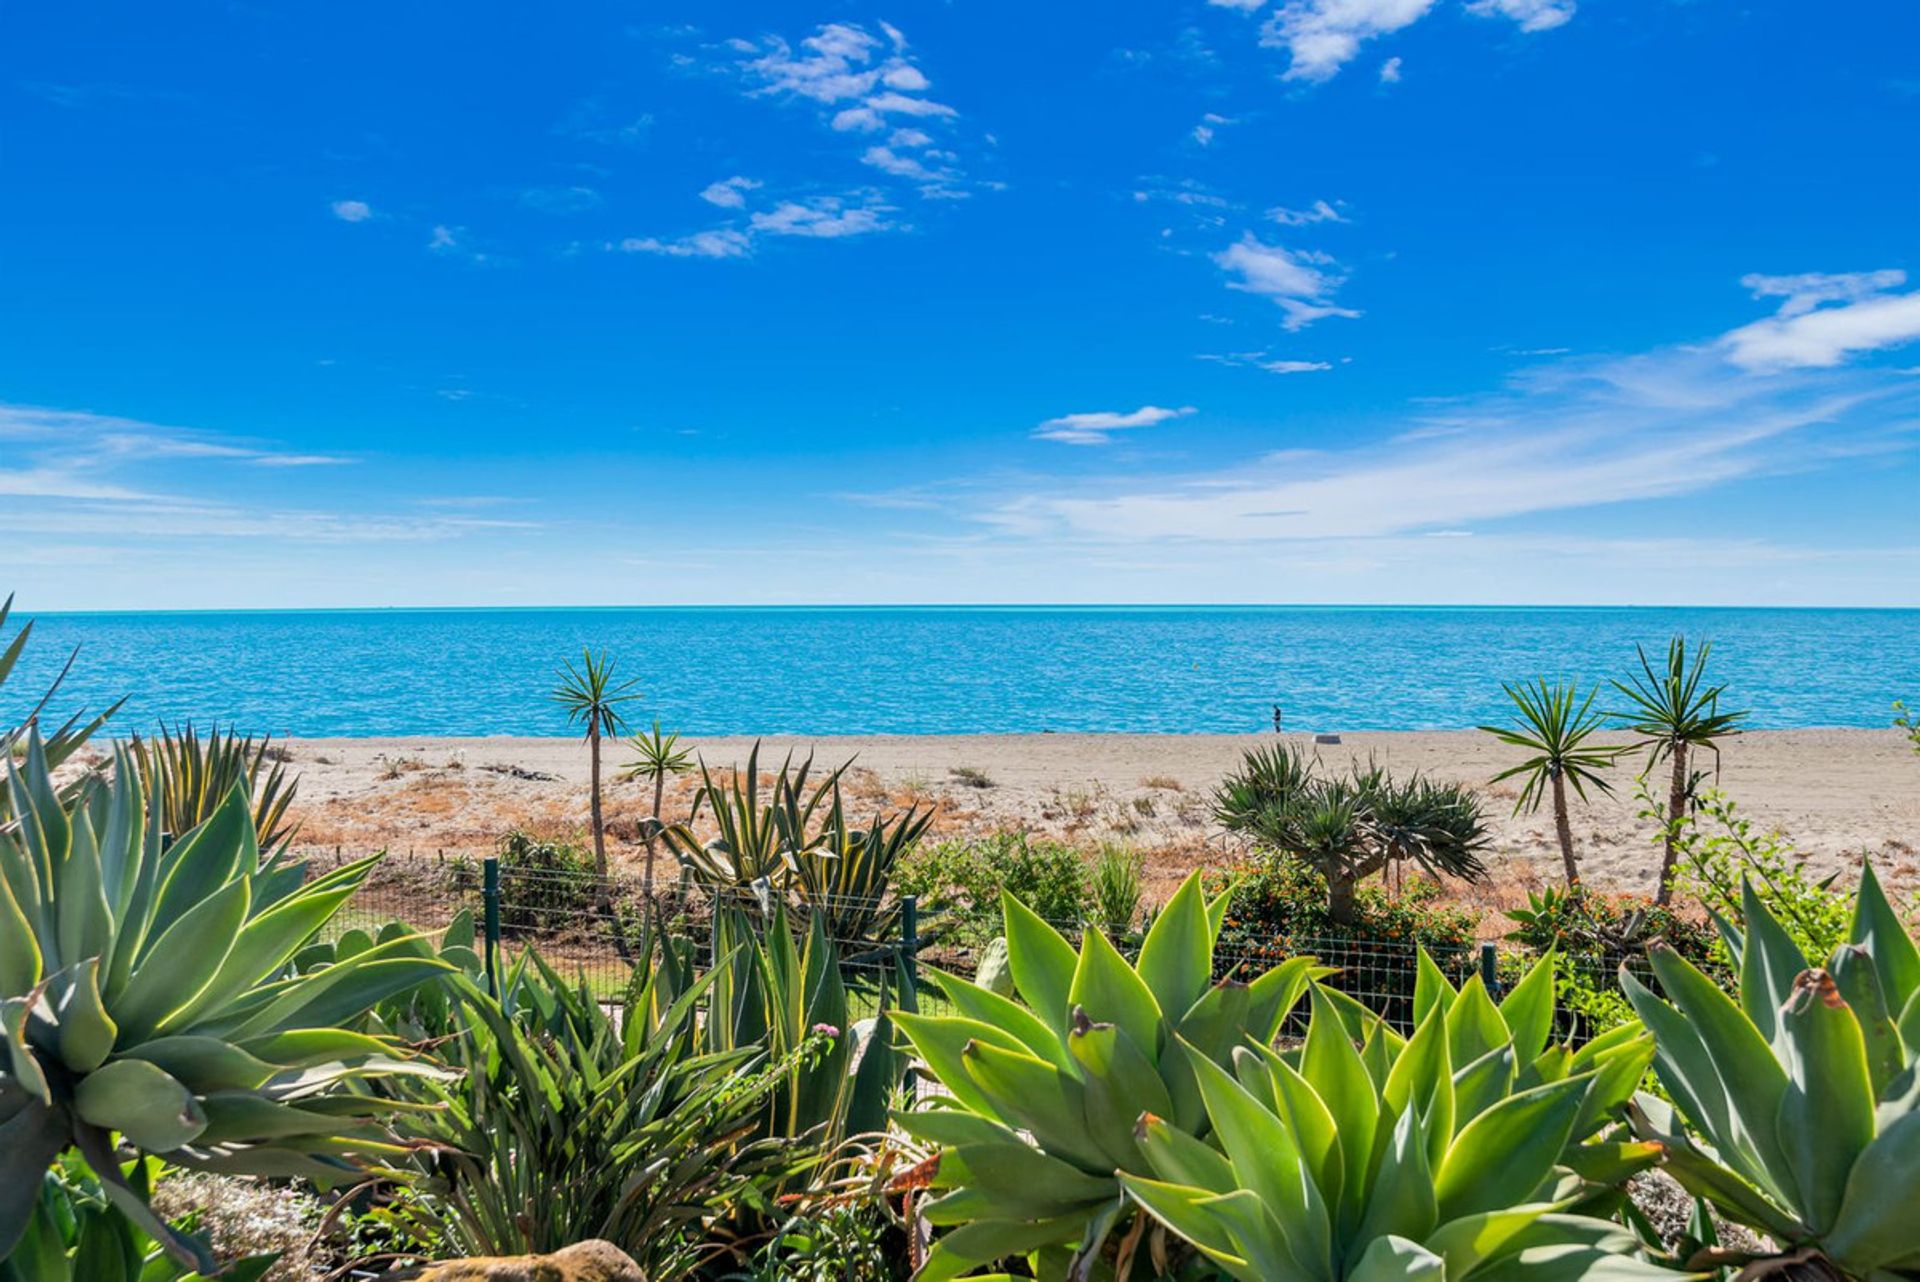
[1272,704,1284,733]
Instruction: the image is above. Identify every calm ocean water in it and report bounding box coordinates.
[3,607,1915,737]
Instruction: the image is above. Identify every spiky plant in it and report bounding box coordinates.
[1621,863,1920,1279]
[621,721,694,899]
[1214,747,1488,923]
[0,732,451,1272]
[0,594,119,801]
[1480,680,1620,887]
[551,649,641,882]
[129,724,300,859]
[1612,638,1747,905]
[1119,969,1674,1282]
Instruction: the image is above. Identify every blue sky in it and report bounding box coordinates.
[4,0,1917,609]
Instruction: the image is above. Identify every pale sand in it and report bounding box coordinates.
[272,729,1919,905]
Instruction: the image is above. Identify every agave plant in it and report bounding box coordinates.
[1119,972,1677,1282]
[0,594,119,800]
[1621,864,1920,1279]
[0,732,452,1270]
[890,874,1324,1278]
[665,742,931,944]
[129,724,300,859]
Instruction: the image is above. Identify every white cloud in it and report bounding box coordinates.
[1200,352,1333,374]
[1379,56,1403,82]
[1268,199,1347,226]
[1260,0,1436,83]
[1465,0,1576,33]
[699,175,763,208]
[1034,405,1196,445]
[1723,270,1920,370]
[1214,234,1361,330]
[1207,0,1269,10]
[616,229,753,259]
[330,199,373,223]
[749,198,891,239]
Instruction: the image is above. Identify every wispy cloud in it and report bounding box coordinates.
[330,199,374,223]
[699,175,762,208]
[615,229,753,259]
[1211,0,1573,83]
[1268,199,1346,227]
[1214,234,1360,330]
[1723,270,1920,369]
[1199,352,1334,374]
[1034,405,1197,445]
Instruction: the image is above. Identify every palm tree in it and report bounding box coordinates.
[551,649,642,880]
[1479,680,1619,888]
[622,721,693,899]
[1612,637,1748,904]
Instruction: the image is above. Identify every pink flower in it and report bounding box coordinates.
[810,1023,842,1038]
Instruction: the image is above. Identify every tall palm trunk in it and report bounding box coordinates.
[644,773,665,900]
[589,726,607,878]
[1326,868,1357,925]
[1550,770,1580,887]
[1656,740,1688,905]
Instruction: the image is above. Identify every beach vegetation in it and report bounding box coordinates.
[1621,863,1920,1278]
[130,723,301,858]
[1213,745,1489,924]
[549,648,641,882]
[492,828,598,933]
[1895,699,1920,754]
[1479,679,1619,887]
[1089,844,1144,937]
[620,720,694,899]
[0,731,449,1273]
[894,830,1088,948]
[0,594,119,792]
[891,874,1322,1277]
[1669,788,1854,964]
[948,765,995,789]
[1611,637,1748,905]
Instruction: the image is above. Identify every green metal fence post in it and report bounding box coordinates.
[1479,941,1499,998]
[483,856,501,997]
[900,895,919,1007]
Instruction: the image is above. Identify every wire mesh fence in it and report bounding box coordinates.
[322,850,1664,1040]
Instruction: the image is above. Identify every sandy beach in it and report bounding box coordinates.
[271,729,1919,904]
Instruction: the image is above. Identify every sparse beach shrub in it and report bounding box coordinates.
[1087,843,1143,936]
[1897,699,1920,754]
[948,764,994,789]
[1670,787,1853,962]
[1504,883,1717,1041]
[893,830,1086,948]
[494,828,598,933]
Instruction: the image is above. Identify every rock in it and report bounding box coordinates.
[412,1240,646,1281]
[976,936,1014,997]
[1313,733,1341,745]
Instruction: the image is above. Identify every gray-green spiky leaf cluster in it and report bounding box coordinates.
[0,732,450,1271]
[1623,864,1920,1279]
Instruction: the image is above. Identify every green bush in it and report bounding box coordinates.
[494,829,598,932]
[1505,884,1719,1042]
[1671,788,1854,963]
[894,831,1087,948]
[1087,844,1143,937]
[1206,857,1480,1028]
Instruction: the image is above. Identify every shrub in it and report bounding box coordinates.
[1207,857,1480,1028]
[1087,844,1143,937]
[893,831,1087,949]
[494,828,598,933]
[1670,788,1854,964]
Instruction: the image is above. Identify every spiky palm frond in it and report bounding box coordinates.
[0,594,121,790]
[1611,637,1748,768]
[1480,678,1621,814]
[550,648,641,741]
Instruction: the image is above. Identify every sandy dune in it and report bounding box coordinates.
[271,729,1919,904]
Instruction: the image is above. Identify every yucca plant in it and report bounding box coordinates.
[1620,864,1920,1279]
[1612,638,1747,905]
[1479,679,1619,887]
[385,946,810,1278]
[1119,973,1678,1282]
[785,783,934,945]
[0,731,453,1271]
[890,874,1324,1278]
[621,721,695,899]
[129,724,300,858]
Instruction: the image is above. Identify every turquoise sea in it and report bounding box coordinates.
[4,607,1915,737]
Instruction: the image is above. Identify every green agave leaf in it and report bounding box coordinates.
[1136,1111,1236,1192]
[1302,983,1380,1228]
[1424,1203,1555,1277]
[1447,974,1511,1070]
[891,1011,1034,1122]
[72,1059,209,1152]
[891,1103,1027,1150]
[111,877,251,1043]
[56,957,118,1073]
[1775,968,1874,1234]
[1002,892,1079,1039]
[1738,878,1809,1047]
[1825,1108,1920,1274]
[927,966,1072,1071]
[1117,1176,1279,1282]
[1433,1075,1586,1222]
[916,1214,1089,1282]
[1829,943,1905,1098]
[931,1141,1118,1217]
[1347,1233,1447,1282]
[1135,873,1211,1034]
[1067,926,1163,1060]
[1499,949,1557,1065]
[1851,862,1920,1010]
[1351,1102,1440,1251]
[1068,1014,1173,1168]
[959,1038,1113,1173]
